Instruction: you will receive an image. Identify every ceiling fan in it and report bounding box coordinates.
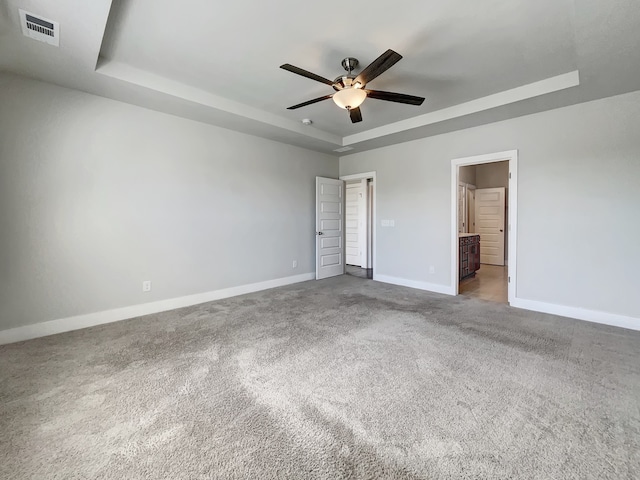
[280,49,425,124]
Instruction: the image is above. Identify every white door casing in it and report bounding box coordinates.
[316,177,345,280]
[475,187,506,266]
[451,150,517,303]
[366,181,373,269]
[345,183,362,266]
[359,179,369,268]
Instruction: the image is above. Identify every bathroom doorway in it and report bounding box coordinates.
[451,151,518,304]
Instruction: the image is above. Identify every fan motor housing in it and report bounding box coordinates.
[333,75,360,91]
[333,57,361,90]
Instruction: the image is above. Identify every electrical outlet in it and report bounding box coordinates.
[292,260,298,268]
[142,280,152,292]
[429,266,435,274]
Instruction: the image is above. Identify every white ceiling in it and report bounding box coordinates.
[1,0,639,155]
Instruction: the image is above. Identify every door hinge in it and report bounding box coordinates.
[509,172,512,179]
[508,276,511,283]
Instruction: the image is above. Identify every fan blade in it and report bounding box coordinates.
[280,64,335,86]
[349,107,362,123]
[365,90,425,106]
[286,94,333,110]
[355,49,402,86]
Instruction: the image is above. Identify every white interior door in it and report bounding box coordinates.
[467,187,476,233]
[316,177,344,279]
[458,183,466,233]
[475,187,505,265]
[345,183,362,266]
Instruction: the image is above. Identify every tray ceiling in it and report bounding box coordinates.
[1,0,639,155]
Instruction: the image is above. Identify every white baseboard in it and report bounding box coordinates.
[374,275,639,331]
[510,298,640,332]
[374,274,456,296]
[0,273,315,345]
[5,272,636,345]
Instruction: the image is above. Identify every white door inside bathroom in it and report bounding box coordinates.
[475,187,505,266]
[458,184,466,233]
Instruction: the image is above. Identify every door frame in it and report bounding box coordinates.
[340,171,377,280]
[450,150,518,303]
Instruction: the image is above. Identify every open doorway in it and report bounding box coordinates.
[340,172,376,280]
[451,151,518,304]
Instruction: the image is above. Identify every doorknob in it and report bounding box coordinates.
[317,232,324,235]
[499,229,503,232]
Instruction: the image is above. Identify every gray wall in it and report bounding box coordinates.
[0,74,338,330]
[340,90,640,319]
[475,161,509,190]
[459,165,476,185]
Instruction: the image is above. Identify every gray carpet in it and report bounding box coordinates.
[1,276,639,479]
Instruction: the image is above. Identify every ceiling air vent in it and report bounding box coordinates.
[19,9,59,46]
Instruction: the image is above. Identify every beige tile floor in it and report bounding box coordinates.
[459,264,508,303]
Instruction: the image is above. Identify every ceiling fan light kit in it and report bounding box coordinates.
[280,49,425,123]
[332,88,367,110]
